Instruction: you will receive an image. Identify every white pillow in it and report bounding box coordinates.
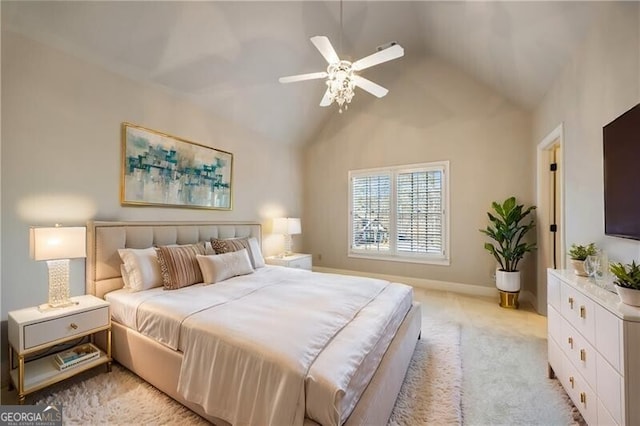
[120,265,131,288]
[248,237,265,268]
[118,247,163,292]
[196,249,254,284]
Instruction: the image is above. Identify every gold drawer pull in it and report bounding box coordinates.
[70,323,78,330]
[580,306,586,318]
[569,376,575,388]
[568,337,574,349]
[580,349,586,362]
[568,297,574,309]
[580,392,586,405]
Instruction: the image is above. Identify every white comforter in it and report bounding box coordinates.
[108,267,412,426]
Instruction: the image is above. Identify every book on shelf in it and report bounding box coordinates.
[54,343,100,371]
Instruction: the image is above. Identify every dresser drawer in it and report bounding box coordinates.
[561,319,597,390]
[564,364,597,426]
[24,307,109,350]
[560,284,596,342]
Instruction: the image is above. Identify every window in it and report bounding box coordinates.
[349,161,449,265]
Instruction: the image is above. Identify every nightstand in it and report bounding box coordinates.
[8,295,112,403]
[265,253,312,270]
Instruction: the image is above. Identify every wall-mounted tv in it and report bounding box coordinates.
[603,103,640,240]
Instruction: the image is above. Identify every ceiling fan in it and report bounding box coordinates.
[279,36,404,113]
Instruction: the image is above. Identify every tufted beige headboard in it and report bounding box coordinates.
[86,220,262,299]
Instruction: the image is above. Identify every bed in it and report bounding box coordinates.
[86,220,421,426]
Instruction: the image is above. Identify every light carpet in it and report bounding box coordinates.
[461,325,583,425]
[35,319,462,425]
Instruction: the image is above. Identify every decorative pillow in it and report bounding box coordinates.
[196,249,254,284]
[247,237,265,268]
[204,241,215,255]
[117,247,163,292]
[156,244,205,290]
[211,237,264,269]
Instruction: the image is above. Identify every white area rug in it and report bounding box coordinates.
[461,326,583,425]
[35,319,462,425]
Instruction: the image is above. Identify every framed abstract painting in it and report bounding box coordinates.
[121,123,233,210]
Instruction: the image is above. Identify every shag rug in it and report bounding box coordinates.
[461,326,584,425]
[35,319,462,425]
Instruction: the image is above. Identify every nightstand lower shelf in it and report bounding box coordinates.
[9,349,111,399]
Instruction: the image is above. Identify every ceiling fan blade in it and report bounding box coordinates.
[279,72,328,84]
[319,89,332,107]
[310,36,340,64]
[353,76,389,98]
[352,44,404,71]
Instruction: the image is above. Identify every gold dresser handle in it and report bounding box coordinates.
[70,323,78,330]
[580,392,586,405]
[568,337,574,349]
[569,376,575,388]
[568,297,574,309]
[580,349,586,362]
[580,306,586,319]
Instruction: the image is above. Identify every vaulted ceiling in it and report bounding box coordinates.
[3,1,600,146]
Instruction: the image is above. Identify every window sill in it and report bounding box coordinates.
[348,252,450,266]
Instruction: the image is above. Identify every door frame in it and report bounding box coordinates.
[536,123,565,315]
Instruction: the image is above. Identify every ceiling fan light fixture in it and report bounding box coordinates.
[326,60,355,113]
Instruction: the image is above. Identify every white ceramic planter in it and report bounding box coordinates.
[570,259,588,277]
[616,286,640,307]
[496,270,521,292]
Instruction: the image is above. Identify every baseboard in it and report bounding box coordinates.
[519,290,538,311]
[312,266,499,298]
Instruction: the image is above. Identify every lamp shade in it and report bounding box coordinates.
[30,226,86,261]
[273,218,301,235]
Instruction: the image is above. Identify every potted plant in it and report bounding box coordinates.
[480,196,536,308]
[568,243,598,276]
[610,261,640,306]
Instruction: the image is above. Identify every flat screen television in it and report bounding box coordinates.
[603,102,640,240]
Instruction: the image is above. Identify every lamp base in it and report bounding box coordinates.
[46,259,73,309]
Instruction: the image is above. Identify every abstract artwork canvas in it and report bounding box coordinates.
[121,123,233,210]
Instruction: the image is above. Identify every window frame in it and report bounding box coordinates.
[348,161,450,265]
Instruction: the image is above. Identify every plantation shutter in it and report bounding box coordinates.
[351,174,391,252]
[396,169,444,255]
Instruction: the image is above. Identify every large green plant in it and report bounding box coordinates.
[480,197,537,272]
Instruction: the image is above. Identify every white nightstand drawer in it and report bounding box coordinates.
[24,307,109,350]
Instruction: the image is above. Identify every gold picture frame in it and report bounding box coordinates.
[121,123,233,210]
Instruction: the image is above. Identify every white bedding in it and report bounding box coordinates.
[106,266,412,426]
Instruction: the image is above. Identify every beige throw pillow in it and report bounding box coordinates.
[196,249,254,284]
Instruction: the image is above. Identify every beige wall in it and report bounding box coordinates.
[1,32,303,317]
[303,56,534,292]
[533,2,640,313]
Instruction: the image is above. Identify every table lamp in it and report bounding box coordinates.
[273,218,301,257]
[30,225,86,309]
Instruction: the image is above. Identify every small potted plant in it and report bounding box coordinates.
[479,196,536,309]
[568,243,598,276]
[610,261,640,306]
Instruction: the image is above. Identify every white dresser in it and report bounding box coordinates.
[547,269,640,425]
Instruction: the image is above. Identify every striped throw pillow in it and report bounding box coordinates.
[156,244,205,290]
